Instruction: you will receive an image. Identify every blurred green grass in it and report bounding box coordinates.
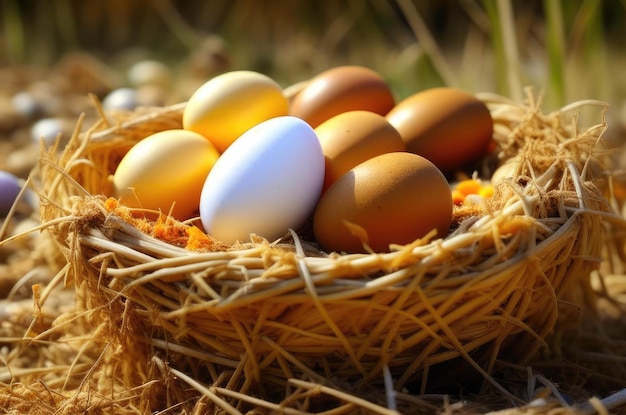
[1,1,625,116]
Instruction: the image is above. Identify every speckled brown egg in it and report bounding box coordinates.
[386,87,493,172]
[290,66,395,128]
[313,152,452,253]
[314,110,405,192]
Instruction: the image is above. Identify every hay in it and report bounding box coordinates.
[4,90,626,414]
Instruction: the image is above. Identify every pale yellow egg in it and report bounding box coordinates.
[113,129,219,220]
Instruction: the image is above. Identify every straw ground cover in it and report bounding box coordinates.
[5,84,618,414]
[1,1,626,414]
[6,78,622,413]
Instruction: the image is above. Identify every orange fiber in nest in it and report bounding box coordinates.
[184,225,229,251]
[103,198,227,251]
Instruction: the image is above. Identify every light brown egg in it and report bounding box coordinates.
[290,66,395,128]
[386,87,493,172]
[314,110,405,192]
[313,152,452,253]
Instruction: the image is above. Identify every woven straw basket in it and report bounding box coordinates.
[38,91,617,410]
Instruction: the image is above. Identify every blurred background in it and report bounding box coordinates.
[1,0,625,136]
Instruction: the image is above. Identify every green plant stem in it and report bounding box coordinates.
[497,0,523,102]
[483,0,523,102]
[2,0,25,63]
[544,0,566,108]
[482,0,507,96]
[581,0,608,101]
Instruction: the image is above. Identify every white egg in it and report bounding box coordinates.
[30,118,66,146]
[11,92,41,119]
[102,88,138,111]
[199,116,324,244]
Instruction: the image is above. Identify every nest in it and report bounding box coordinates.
[28,91,626,413]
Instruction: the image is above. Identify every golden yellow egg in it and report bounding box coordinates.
[113,129,220,220]
[183,70,289,152]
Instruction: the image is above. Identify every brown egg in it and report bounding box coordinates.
[313,152,452,253]
[386,87,493,172]
[315,110,406,192]
[290,66,395,128]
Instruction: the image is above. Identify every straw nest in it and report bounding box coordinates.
[29,91,625,413]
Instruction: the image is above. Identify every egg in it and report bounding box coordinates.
[127,60,172,87]
[314,110,405,192]
[11,91,41,119]
[113,129,219,220]
[290,65,395,128]
[386,87,493,172]
[102,88,138,111]
[31,118,70,147]
[199,116,324,244]
[0,171,22,217]
[313,152,452,253]
[491,157,521,184]
[183,70,289,152]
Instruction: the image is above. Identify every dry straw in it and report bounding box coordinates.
[17,89,624,413]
